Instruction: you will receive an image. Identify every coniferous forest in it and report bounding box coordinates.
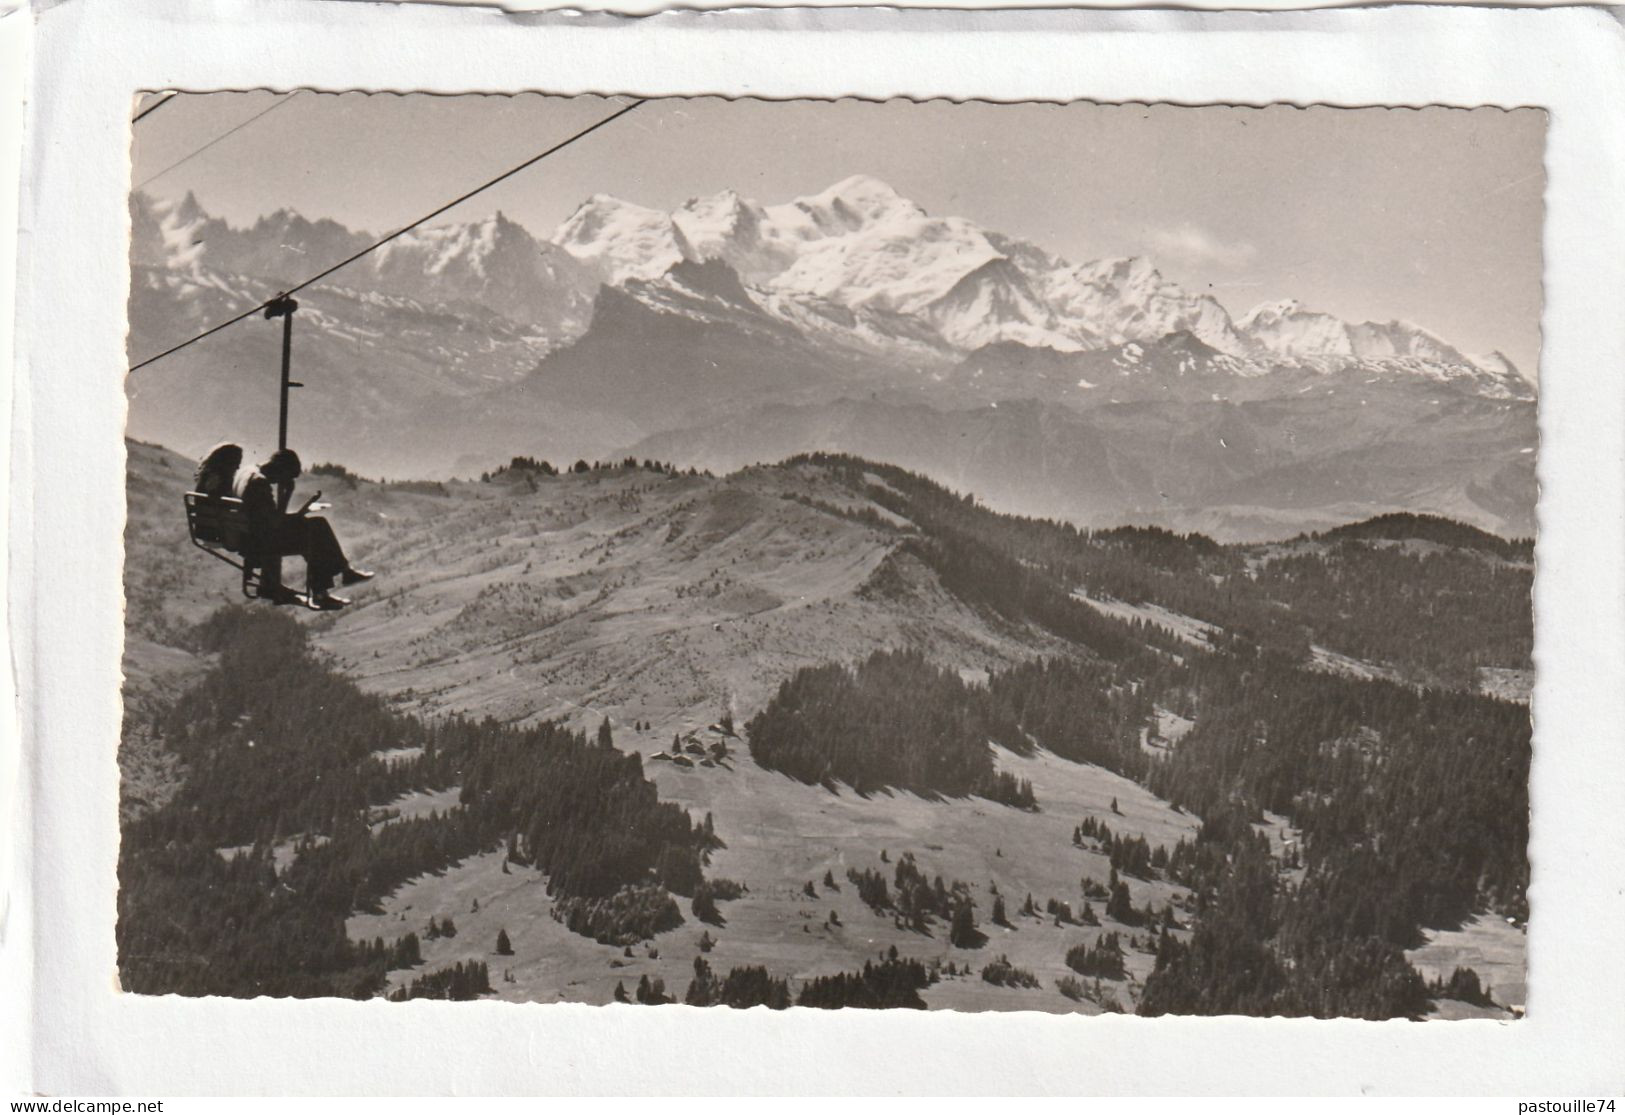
[748,639,1527,1017]
[747,457,1532,1019]
[746,649,1036,805]
[118,608,713,998]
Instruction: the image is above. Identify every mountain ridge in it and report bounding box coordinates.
[125,182,1538,539]
[132,182,1532,398]
[549,176,1530,397]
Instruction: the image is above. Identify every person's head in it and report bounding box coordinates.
[194,443,244,494]
[259,448,303,482]
[200,442,243,475]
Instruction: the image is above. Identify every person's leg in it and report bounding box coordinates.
[247,553,298,603]
[266,517,327,594]
[244,526,293,600]
[269,516,362,600]
[300,516,348,594]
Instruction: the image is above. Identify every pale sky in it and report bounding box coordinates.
[132,93,1546,378]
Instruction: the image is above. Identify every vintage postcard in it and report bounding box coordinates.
[120,93,1537,1017]
[12,0,1625,1099]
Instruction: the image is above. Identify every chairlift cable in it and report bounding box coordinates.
[278,99,645,306]
[135,91,302,191]
[128,97,645,374]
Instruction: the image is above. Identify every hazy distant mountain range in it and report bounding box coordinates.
[126,175,1537,540]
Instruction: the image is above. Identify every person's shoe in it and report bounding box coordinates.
[311,592,350,610]
[262,584,302,606]
[341,567,375,586]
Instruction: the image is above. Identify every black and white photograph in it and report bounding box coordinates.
[117,92,1539,1018]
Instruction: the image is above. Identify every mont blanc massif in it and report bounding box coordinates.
[119,174,1534,1019]
[128,174,1535,541]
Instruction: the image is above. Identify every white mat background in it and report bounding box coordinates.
[9,0,1625,1096]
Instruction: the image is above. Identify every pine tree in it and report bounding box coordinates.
[495,928,513,956]
[693,886,722,926]
[949,903,981,949]
[685,958,719,1007]
[1107,880,1134,924]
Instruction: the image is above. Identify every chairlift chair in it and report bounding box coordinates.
[183,491,270,600]
[179,295,329,610]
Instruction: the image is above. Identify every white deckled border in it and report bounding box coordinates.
[12,0,1625,1096]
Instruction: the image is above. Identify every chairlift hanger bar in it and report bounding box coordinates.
[265,296,300,453]
[127,97,647,375]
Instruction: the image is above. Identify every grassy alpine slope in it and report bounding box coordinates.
[120,441,1529,1015]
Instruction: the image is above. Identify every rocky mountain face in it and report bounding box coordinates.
[126,178,1537,539]
[133,192,598,333]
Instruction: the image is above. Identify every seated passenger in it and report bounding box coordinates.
[237,448,373,610]
[193,442,244,499]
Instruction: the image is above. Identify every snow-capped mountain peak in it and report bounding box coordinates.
[671,189,798,284]
[133,191,212,271]
[552,193,695,284]
[1345,318,1466,364]
[1033,255,1249,356]
[804,174,921,223]
[923,255,1092,352]
[761,174,924,242]
[378,211,509,278]
[1070,255,1162,293]
[676,188,757,240]
[1470,350,1521,380]
[1232,298,1533,398]
[131,182,1532,407]
[538,178,1527,397]
[1238,298,1304,327]
[364,209,597,332]
[1239,298,1356,358]
[130,190,597,342]
[769,214,996,312]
